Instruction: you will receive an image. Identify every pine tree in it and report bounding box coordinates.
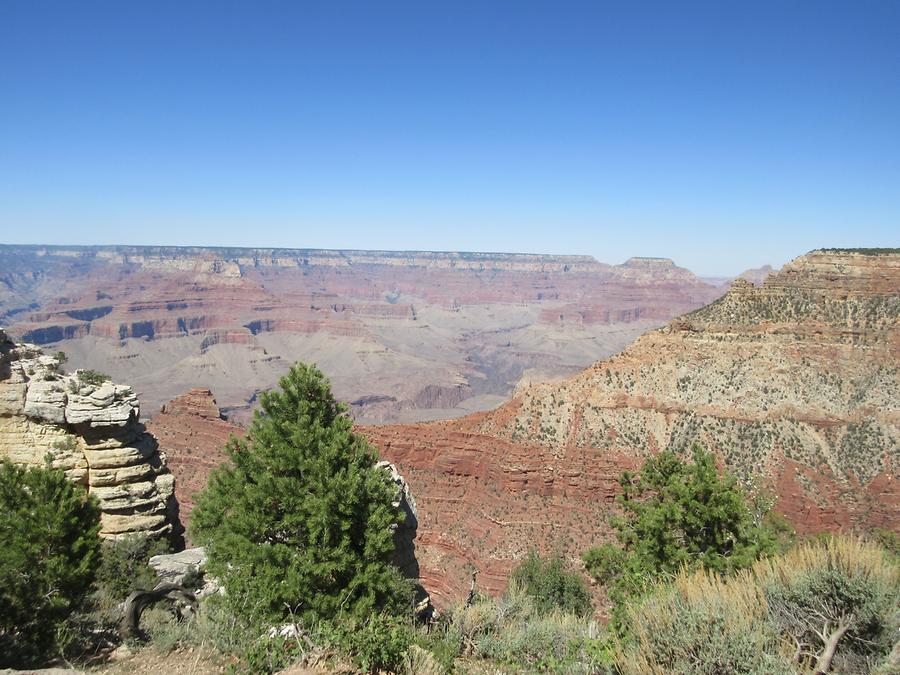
[0,460,102,666]
[583,445,777,628]
[190,363,410,625]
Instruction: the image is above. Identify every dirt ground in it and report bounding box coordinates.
[93,645,228,674]
[92,645,332,675]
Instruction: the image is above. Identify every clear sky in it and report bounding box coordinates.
[1,1,897,275]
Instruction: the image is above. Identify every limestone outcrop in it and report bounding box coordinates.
[0,328,180,540]
[377,460,421,580]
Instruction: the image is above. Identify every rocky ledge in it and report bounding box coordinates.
[0,328,180,540]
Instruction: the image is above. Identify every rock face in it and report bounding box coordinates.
[364,249,900,605]
[146,388,242,527]
[0,245,723,423]
[377,460,421,580]
[149,547,209,586]
[0,329,181,541]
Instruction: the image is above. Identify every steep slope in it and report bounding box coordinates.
[0,329,181,540]
[115,248,898,607]
[365,249,900,605]
[0,245,722,422]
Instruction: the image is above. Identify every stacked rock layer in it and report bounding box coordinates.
[0,328,180,540]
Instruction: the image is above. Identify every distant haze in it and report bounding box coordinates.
[1,3,898,275]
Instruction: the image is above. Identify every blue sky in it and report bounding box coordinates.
[1,1,897,275]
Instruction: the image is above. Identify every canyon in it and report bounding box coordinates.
[0,245,723,424]
[5,246,896,609]
[146,249,899,608]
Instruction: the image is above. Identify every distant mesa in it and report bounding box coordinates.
[620,256,677,267]
[736,264,777,285]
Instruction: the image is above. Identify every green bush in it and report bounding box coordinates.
[583,445,778,627]
[758,536,899,673]
[617,570,793,675]
[0,460,102,666]
[95,534,171,603]
[190,363,412,626]
[319,613,415,673]
[76,369,110,386]
[436,584,610,673]
[617,536,899,675]
[510,550,592,617]
[239,633,309,674]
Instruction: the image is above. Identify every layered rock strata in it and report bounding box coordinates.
[0,245,723,422]
[365,250,900,604]
[146,388,241,527]
[0,328,180,540]
[134,249,898,608]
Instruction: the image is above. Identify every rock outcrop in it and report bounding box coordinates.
[0,328,181,540]
[377,460,421,580]
[146,388,242,527]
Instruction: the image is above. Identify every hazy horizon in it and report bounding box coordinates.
[0,240,786,277]
[2,2,898,276]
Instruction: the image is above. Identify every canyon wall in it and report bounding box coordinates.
[0,245,723,423]
[365,249,900,604]
[143,250,898,608]
[145,388,241,527]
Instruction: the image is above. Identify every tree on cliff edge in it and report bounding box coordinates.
[190,363,410,625]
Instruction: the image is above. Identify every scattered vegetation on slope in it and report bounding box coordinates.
[619,537,899,674]
[3,359,897,674]
[583,445,783,626]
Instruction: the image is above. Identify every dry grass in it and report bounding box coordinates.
[619,570,790,675]
[753,534,899,590]
[618,536,899,675]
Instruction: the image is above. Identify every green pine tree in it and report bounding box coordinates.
[0,460,102,667]
[189,363,410,625]
[583,446,778,627]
